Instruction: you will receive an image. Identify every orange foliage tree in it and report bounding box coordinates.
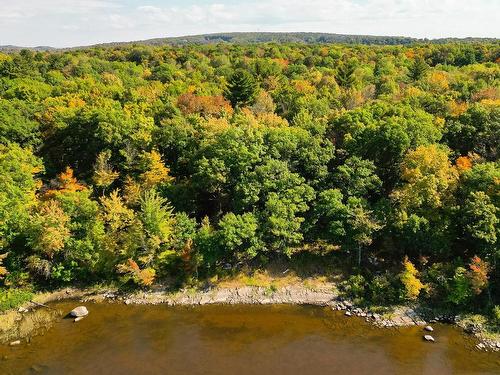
[117,258,156,287]
[468,256,490,295]
[177,93,233,117]
[44,166,86,199]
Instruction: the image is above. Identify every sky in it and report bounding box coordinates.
[1,0,499,47]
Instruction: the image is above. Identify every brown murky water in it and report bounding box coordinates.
[1,302,499,374]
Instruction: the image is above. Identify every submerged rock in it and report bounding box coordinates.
[423,335,435,342]
[69,306,88,318]
[424,326,434,332]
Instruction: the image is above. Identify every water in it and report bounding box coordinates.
[1,302,499,374]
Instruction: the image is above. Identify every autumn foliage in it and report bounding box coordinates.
[468,256,490,295]
[177,93,233,117]
[117,259,156,287]
[0,41,498,316]
[399,257,425,301]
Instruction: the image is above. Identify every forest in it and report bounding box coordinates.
[0,41,498,322]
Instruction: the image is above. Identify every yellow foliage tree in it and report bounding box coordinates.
[28,200,71,258]
[93,150,119,192]
[140,150,173,189]
[100,190,135,233]
[0,253,8,280]
[392,144,458,211]
[123,177,142,206]
[399,257,425,300]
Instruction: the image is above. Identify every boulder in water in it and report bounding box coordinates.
[69,306,88,318]
[9,340,21,346]
[424,325,434,332]
[423,335,435,342]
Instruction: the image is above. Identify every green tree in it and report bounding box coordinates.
[224,69,258,108]
[346,198,383,268]
[408,58,429,81]
[0,144,42,248]
[336,60,357,88]
[332,157,382,197]
[444,104,499,161]
[462,192,498,258]
[139,190,175,253]
[217,212,262,262]
[391,144,458,255]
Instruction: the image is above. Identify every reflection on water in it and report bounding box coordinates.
[1,302,499,375]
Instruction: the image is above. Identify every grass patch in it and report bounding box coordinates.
[0,288,33,313]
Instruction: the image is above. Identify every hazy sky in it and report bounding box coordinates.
[1,0,499,47]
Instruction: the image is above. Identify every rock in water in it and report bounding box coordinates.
[345,311,352,317]
[424,325,434,332]
[74,316,85,322]
[423,335,435,342]
[9,340,21,346]
[69,306,88,318]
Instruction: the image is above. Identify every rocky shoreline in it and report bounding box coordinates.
[2,285,500,352]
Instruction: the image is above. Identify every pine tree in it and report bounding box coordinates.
[408,58,429,81]
[336,60,357,88]
[225,69,258,108]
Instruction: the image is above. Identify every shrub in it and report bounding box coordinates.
[117,259,156,287]
[422,262,453,300]
[369,273,398,305]
[492,306,500,326]
[341,274,367,302]
[448,266,473,305]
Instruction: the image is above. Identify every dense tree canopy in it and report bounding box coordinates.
[0,41,498,312]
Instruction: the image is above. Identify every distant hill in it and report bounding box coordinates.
[2,32,499,52]
[0,45,56,52]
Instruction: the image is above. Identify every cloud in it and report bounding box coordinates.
[0,0,499,47]
[134,0,499,33]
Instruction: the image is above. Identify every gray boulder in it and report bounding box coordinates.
[69,306,88,318]
[423,335,435,342]
[424,325,434,332]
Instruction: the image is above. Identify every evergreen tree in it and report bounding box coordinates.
[224,69,258,108]
[408,57,429,81]
[336,60,357,88]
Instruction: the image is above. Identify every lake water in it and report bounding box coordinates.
[1,302,499,374]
